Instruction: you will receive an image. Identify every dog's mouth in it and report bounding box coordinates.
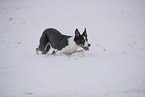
[81,45,89,51]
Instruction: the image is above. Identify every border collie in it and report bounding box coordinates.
[36,28,91,55]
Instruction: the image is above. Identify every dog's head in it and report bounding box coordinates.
[74,28,91,51]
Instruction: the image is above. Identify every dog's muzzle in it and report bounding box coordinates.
[81,44,91,51]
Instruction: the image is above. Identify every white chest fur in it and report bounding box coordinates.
[56,37,79,55]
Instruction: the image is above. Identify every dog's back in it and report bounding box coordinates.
[37,28,71,54]
[44,28,71,50]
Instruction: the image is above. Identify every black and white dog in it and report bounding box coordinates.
[36,28,91,55]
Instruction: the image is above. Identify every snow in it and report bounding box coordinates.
[0,0,145,97]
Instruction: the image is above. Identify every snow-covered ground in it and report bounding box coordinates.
[0,0,145,97]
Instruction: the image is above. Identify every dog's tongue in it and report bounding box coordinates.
[81,45,89,51]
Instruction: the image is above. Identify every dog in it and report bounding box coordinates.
[36,28,91,55]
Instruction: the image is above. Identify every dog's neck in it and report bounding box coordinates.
[68,36,80,53]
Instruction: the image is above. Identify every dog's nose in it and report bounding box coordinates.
[88,44,91,47]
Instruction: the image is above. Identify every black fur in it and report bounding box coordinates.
[37,28,71,54]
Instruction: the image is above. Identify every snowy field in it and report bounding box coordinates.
[0,0,145,97]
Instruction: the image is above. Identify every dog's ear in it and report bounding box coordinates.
[82,28,87,37]
[75,28,81,37]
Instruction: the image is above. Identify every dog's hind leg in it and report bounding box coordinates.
[36,42,51,55]
[41,43,51,54]
[36,48,39,55]
[52,50,56,54]
[36,32,50,54]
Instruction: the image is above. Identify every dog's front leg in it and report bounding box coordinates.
[55,51,69,57]
[55,51,63,56]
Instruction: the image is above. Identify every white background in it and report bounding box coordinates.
[0,0,145,97]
